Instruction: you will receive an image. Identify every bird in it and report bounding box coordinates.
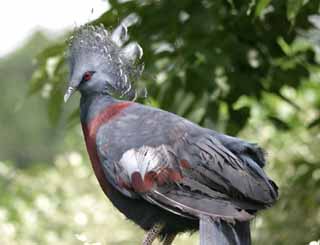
[64,22,278,245]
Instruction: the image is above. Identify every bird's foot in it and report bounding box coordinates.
[142,223,165,245]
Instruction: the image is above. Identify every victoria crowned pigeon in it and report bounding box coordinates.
[64,22,278,245]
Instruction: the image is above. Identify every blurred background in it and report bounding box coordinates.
[0,0,320,244]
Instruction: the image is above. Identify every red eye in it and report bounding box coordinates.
[83,71,92,82]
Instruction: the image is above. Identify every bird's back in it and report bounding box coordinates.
[82,95,277,206]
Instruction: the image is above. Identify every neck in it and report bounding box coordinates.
[80,93,117,124]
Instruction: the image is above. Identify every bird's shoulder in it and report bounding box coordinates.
[95,101,203,155]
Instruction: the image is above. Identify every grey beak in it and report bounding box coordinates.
[64,86,75,103]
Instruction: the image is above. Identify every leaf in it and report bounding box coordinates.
[268,116,291,130]
[35,43,66,64]
[28,67,48,95]
[67,108,80,129]
[48,86,64,126]
[309,15,320,29]
[287,0,308,24]
[277,37,292,56]
[255,0,271,17]
[247,0,256,15]
[226,106,250,135]
[308,117,320,129]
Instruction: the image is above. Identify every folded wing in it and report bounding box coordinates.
[99,129,278,222]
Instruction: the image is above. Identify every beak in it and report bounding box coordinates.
[64,86,76,103]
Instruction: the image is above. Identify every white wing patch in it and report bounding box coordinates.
[117,145,182,192]
[119,145,168,177]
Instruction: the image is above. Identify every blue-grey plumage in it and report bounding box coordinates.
[64,21,278,245]
[65,23,143,102]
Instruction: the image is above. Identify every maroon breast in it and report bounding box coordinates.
[81,102,133,194]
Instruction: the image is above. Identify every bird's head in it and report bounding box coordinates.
[64,23,143,102]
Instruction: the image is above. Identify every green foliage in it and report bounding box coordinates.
[0,154,198,245]
[29,42,68,125]
[255,0,271,17]
[0,32,63,166]
[241,83,320,244]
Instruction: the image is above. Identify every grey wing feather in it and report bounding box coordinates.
[142,128,278,221]
[177,134,278,205]
[95,103,278,221]
[200,216,251,245]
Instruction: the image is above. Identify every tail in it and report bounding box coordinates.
[200,216,251,245]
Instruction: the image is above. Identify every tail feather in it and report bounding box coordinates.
[200,215,251,245]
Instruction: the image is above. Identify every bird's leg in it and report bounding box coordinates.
[163,233,177,245]
[142,223,165,245]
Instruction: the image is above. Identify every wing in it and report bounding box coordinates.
[95,105,278,222]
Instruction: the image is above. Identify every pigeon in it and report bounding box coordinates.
[64,22,278,245]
